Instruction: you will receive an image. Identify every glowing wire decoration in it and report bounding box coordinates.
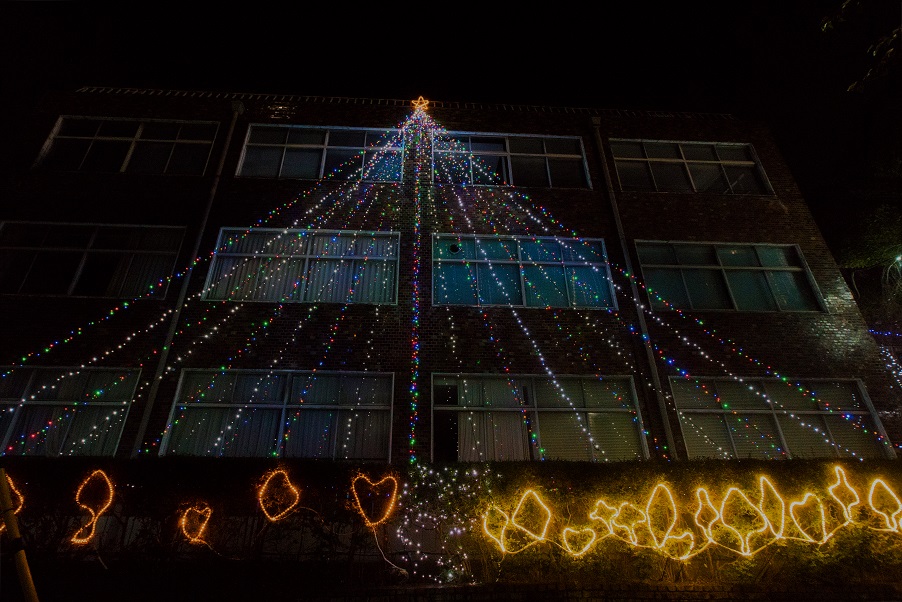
[351,473,399,527]
[71,469,114,544]
[411,96,429,110]
[257,468,300,522]
[482,467,902,559]
[0,473,24,534]
[180,503,213,545]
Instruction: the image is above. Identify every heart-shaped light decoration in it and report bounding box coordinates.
[180,503,213,544]
[71,469,114,544]
[562,527,596,556]
[351,473,398,527]
[258,468,300,522]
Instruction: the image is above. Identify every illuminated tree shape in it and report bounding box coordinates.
[510,489,552,542]
[827,465,860,525]
[258,468,300,522]
[644,483,696,559]
[868,478,902,532]
[610,502,647,546]
[562,527,596,557]
[71,469,114,545]
[482,506,510,552]
[587,498,618,537]
[788,493,829,544]
[0,474,24,534]
[351,473,398,527]
[757,476,786,538]
[180,503,212,545]
[692,488,720,544]
[716,487,772,556]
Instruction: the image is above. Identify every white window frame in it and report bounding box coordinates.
[610,139,772,194]
[35,116,218,175]
[672,377,896,460]
[432,233,617,309]
[0,366,139,457]
[433,131,591,188]
[432,373,648,462]
[237,124,404,182]
[203,228,400,305]
[0,221,183,299]
[160,369,394,460]
[636,240,826,312]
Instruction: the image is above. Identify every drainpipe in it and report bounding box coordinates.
[592,117,680,460]
[130,100,245,457]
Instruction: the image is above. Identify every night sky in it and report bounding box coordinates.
[2,2,897,248]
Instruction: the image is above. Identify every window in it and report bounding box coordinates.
[434,133,589,188]
[672,377,893,460]
[204,228,399,304]
[433,234,615,309]
[38,117,217,175]
[432,374,647,462]
[0,222,183,298]
[610,140,771,194]
[161,370,393,459]
[238,125,403,181]
[0,367,139,456]
[636,241,823,312]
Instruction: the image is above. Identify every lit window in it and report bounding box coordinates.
[238,125,403,181]
[636,241,824,312]
[432,374,647,462]
[0,222,183,298]
[672,378,892,459]
[162,370,393,459]
[204,228,399,305]
[38,117,217,175]
[433,234,615,309]
[611,140,771,194]
[433,133,589,188]
[0,367,139,457]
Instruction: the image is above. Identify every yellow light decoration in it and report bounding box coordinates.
[788,492,828,544]
[609,501,647,546]
[351,473,399,528]
[71,469,114,545]
[757,476,786,538]
[708,486,772,556]
[509,489,551,542]
[587,498,617,537]
[180,503,213,545]
[482,506,510,552]
[411,96,429,111]
[868,478,902,532]
[562,527,596,556]
[0,473,24,534]
[645,483,696,559]
[827,465,860,525]
[257,468,300,522]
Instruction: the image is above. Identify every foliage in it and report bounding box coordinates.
[821,0,901,93]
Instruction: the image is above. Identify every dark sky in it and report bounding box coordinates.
[2,1,897,247]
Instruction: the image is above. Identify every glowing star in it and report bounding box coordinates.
[180,503,213,545]
[351,473,399,527]
[0,473,24,534]
[258,468,300,522]
[562,527,596,556]
[71,469,114,544]
[868,478,902,532]
[411,96,429,111]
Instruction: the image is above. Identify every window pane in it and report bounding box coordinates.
[249,127,288,144]
[757,246,798,267]
[42,139,91,170]
[684,269,732,309]
[715,380,767,410]
[717,246,759,266]
[508,137,544,154]
[477,264,521,305]
[548,158,587,188]
[472,154,507,185]
[637,243,676,265]
[282,148,322,179]
[523,265,568,307]
[643,268,689,310]
[81,140,130,172]
[726,271,778,310]
[178,123,217,141]
[716,144,754,162]
[328,130,366,147]
[364,150,402,181]
[672,379,721,410]
[21,251,81,294]
[808,381,862,411]
[58,119,102,137]
[777,415,834,458]
[615,161,653,190]
[644,142,681,159]
[725,165,767,194]
[729,414,784,459]
[98,121,139,137]
[688,163,729,193]
[167,143,210,175]
[589,412,644,460]
[72,253,125,296]
[563,240,605,262]
[288,128,326,145]
[675,245,717,265]
[476,238,516,260]
[650,162,692,192]
[433,263,477,305]
[510,156,548,187]
[240,146,283,177]
[768,271,819,310]
[520,239,561,262]
[825,415,885,458]
[610,141,644,158]
[544,138,581,154]
[127,141,172,174]
[681,414,733,459]
[434,237,476,259]
[568,266,612,307]
[681,144,718,160]
[538,413,594,461]
[323,149,361,179]
[470,136,505,152]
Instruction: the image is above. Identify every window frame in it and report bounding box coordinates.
[432,233,617,310]
[160,369,394,460]
[0,221,184,299]
[636,240,827,313]
[433,131,591,189]
[431,373,648,462]
[671,376,896,460]
[36,115,219,175]
[236,124,405,182]
[0,366,139,457]
[610,139,773,194]
[202,227,401,305]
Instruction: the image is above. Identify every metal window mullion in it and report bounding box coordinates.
[516,240,529,308]
[66,225,99,296]
[817,412,842,459]
[720,267,742,310]
[525,379,542,461]
[766,396,793,458]
[676,267,695,310]
[160,126,179,174]
[719,409,740,458]
[119,124,142,173]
